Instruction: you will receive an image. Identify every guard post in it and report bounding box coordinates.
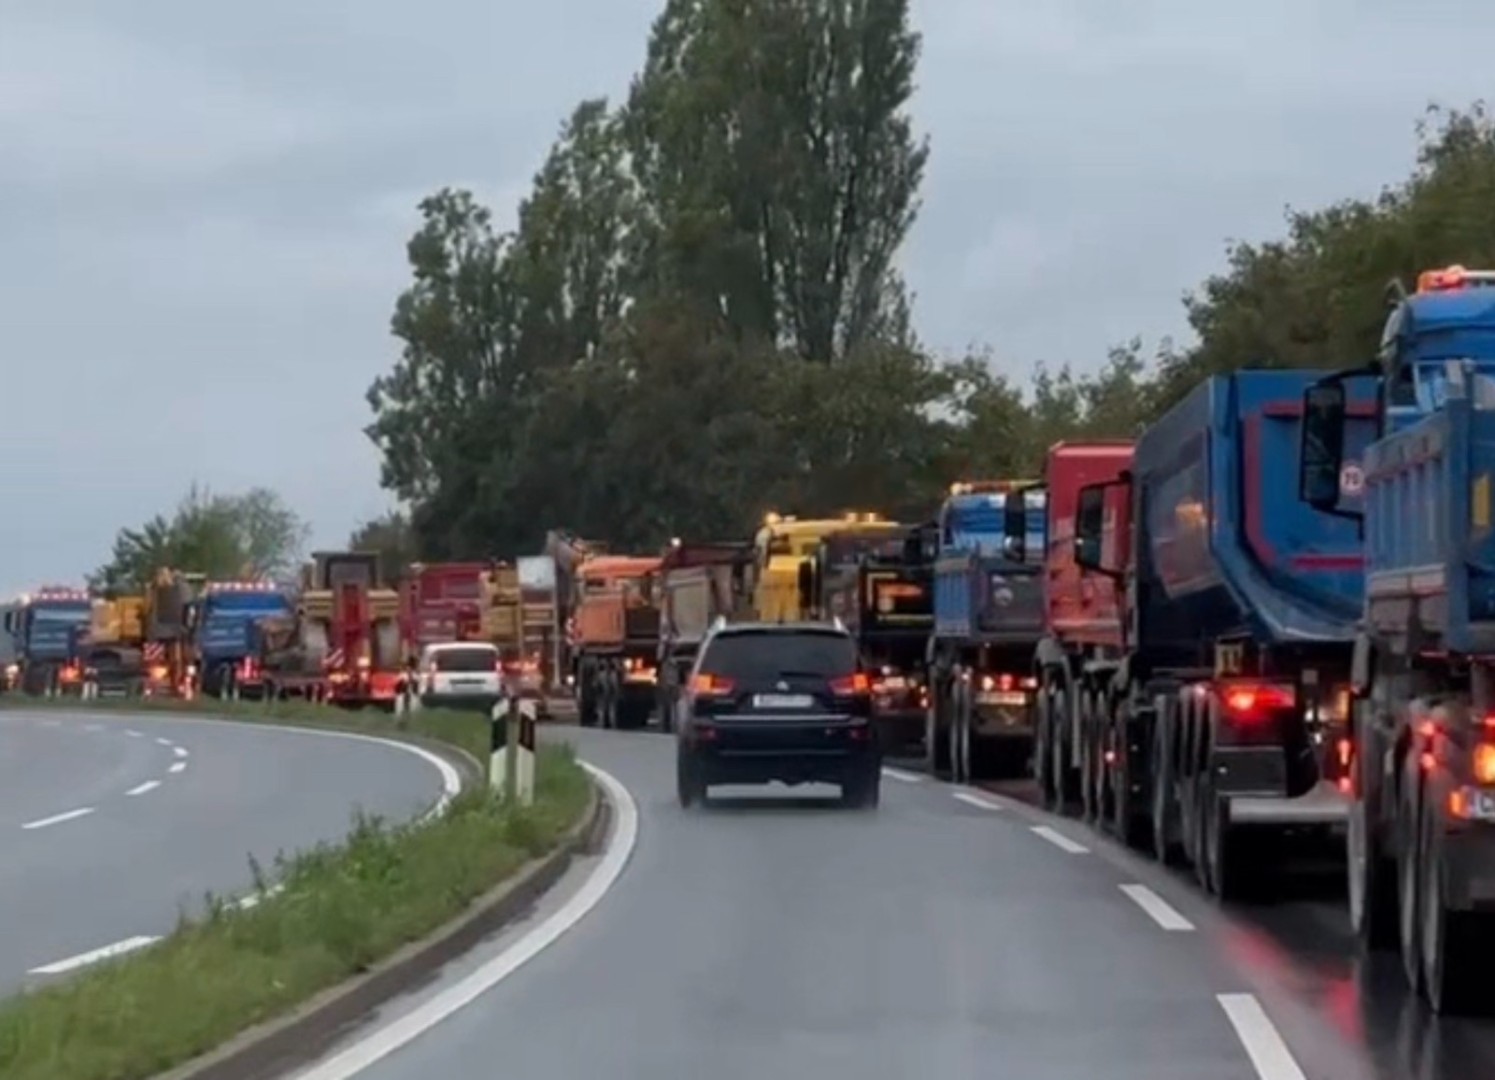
[489,695,537,805]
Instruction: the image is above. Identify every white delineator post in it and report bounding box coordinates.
[490,695,537,806]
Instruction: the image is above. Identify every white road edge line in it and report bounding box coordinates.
[952,791,1003,811]
[880,766,921,783]
[22,807,95,830]
[1119,883,1195,931]
[173,745,189,758]
[1030,824,1089,854]
[168,762,187,774]
[1217,993,1308,1080]
[126,780,161,796]
[29,935,162,975]
[287,760,638,1080]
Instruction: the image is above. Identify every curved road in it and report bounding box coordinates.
[287,728,1471,1080]
[0,709,455,991]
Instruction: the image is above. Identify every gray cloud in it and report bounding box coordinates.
[3,0,1492,593]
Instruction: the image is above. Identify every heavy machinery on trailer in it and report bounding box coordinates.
[572,554,663,729]
[143,568,206,698]
[655,538,757,732]
[1024,442,1135,814]
[926,481,1047,782]
[194,579,291,699]
[807,523,937,752]
[401,562,488,651]
[79,594,150,697]
[517,555,560,691]
[479,562,541,701]
[1072,369,1374,896]
[1296,264,1495,1013]
[3,587,93,695]
[753,512,902,622]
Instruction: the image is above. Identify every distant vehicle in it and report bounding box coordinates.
[674,620,880,809]
[416,641,503,711]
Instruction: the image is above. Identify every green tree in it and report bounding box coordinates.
[92,486,308,591]
[349,510,421,579]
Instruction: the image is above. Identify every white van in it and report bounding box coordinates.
[417,641,502,709]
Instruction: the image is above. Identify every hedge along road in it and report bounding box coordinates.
[0,707,459,993]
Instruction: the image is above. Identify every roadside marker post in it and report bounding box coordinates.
[489,696,537,805]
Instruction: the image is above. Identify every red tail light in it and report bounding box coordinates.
[1218,682,1295,720]
[1474,744,1495,785]
[691,673,735,696]
[829,672,871,696]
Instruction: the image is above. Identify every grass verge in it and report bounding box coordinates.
[0,720,591,1080]
[0,693,494,769]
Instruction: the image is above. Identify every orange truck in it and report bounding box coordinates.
[571,554,663,730]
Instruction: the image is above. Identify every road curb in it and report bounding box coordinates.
[155,779,610,1080]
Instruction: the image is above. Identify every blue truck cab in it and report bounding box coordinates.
[1297,266,1495,1013]
[1073,369,1378,896]
[192,580,293,698]
[2,588,94,695]
[925,481,1047,783]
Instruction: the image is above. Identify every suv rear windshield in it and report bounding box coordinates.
[700,631,857,681]
[430,646,497,672]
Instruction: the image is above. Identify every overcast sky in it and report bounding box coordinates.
[2,1,1491,595]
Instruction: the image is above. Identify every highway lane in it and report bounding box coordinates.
[0,709,455,991]
[288,728,1396,1080]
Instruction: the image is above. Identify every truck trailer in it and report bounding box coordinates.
[1072,369,1374,896]
[655,539,757,732]
[1297,264,1495,1014]
[1026,442,1134,817]
[926,481,1047,783]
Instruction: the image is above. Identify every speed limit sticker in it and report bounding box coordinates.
[1339,462,1364,497]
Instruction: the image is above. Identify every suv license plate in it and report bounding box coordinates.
[1471,789,1495,821]
[753,693,813,709]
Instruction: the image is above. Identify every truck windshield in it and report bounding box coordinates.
[31,604,90,624]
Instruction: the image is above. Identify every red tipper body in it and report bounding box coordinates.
[1043,440,1134,650]
[401,562,487,650]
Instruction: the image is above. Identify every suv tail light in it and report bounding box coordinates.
[1218,682,1295,720]
[1474,743,1495,785]
[829,672,870,697]
[691,673,735,696]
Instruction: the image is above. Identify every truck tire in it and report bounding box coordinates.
[1347,786,1397,950]
[1034,685,1057,805]
[1397,761,1424,994]
[1150,702,1183,865]
[1201,783,1248,901]
[1080,691,1102,824]
[1419,781,1488,1015]
[951,675,972,785]
[925,674,951,778]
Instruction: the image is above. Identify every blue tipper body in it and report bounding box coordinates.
[194,589,293,662]
[20,600,92,661]
[1364,367,1495,655]
[932,490,1046,643]
[1132,369,1375,670]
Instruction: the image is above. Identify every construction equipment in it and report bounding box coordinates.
[753,511,902,622]
[571,554,662,730]
[655,539,757,732]
[142,568,206,698]
[79,594,150,697]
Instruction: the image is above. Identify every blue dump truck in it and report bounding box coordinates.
[1073,369,1377,896]
[925,481,1048,783]
[1298,265,1495,1015]
[192,580,294,699]
[1,587,94,695]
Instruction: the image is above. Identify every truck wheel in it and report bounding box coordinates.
[1202,785,1247,901]
[1398,769,1424,994]
[1034,688,1057,805]
[1190,777,1212,892]
[925,686,951,778]
[676,752,706,808]
[1347,791,1397,950]
[1080,693,1101,824]
[1150,718,1182,865]
[1419,785,1487,1015]
[951,678,972,784]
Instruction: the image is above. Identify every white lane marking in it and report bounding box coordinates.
[22,807,95,830]
[953,791,1003,811]
[169,762,187,774]
[155,737,174,747]
[1119,883,1195,931]
[29,935,161,975]
[126,729,144,737]
[1030,824,1089,854]
[288,760,637,1080]
[1217,993,1308,1080]
[172,745,189,758]
[126,780,161,796]
[881,766,921,783]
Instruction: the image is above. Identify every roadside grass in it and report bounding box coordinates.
[0,693,494,769]
[0,743,591,1080]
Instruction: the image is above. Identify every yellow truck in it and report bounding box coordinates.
[751,512,903,622]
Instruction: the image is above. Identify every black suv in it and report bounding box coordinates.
[674,621,881,809]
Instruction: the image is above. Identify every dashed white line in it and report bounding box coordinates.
[1119,883,1195,931]
[155,737,174,747]
[126,780,161,796]
[125,729,144,737]
[29,935,161,975]
[953,791,1003,811]
[168,761,186,774]
[172,745,189,758]
[22,807,95,830]
[1217,993,1308,1080]
[880,766,921,783]
[1030,824,1089,854]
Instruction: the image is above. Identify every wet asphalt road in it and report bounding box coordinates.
[283,726,1495,1080]
[0,708,452,994]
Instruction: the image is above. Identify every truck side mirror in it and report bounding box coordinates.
[1074,484,1106,572]
[1300,382,1347,510]
[797,559,814,614]
[1002,491,1026,562]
